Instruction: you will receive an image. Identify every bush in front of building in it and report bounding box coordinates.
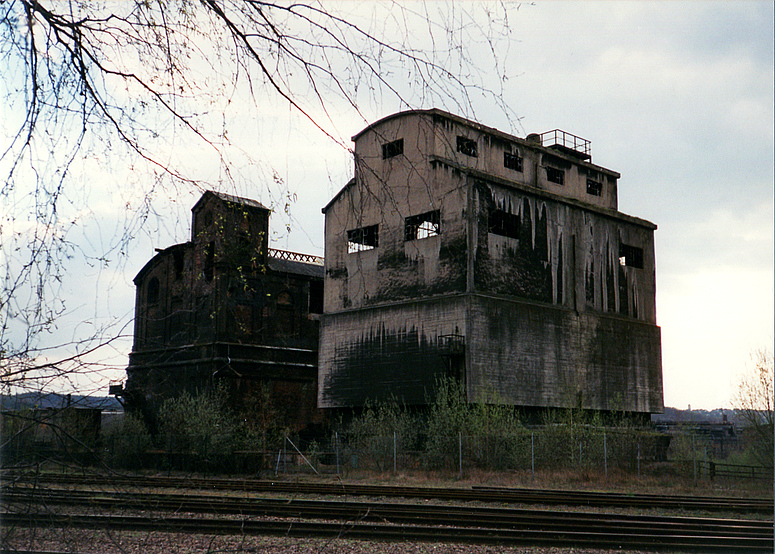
[102,412,153,469]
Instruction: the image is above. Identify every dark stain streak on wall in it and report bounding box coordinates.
[323,324,445,406]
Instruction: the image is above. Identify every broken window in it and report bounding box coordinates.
[382,138,404,159]
[619,243,644,269]
[587,179,602,196]
[504,151,523,172]
[546,166,565,185]
[488,208,520,240]
[405,210,440,241]
[347,224,379,253]
[456,136,478,158]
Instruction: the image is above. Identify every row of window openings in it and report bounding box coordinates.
[382,137,602,197]
[350,208,641,269]
[347,211,441,254]
[145,278,323,314]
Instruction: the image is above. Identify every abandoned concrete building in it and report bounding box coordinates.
[318,108,663,418]
[124,191,324,430]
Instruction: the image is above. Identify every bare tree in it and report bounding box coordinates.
[731,348,774,467]
[1,1,518,394]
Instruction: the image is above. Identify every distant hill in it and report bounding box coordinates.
[1,392,122,412]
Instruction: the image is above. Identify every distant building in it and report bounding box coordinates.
[318,109,663,418]
[123,191,324,430]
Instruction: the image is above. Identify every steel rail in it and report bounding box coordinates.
[4,487,771,538]
[2,511,771,552]
[4,473,771,514]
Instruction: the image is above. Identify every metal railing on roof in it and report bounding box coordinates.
[540,129,591,158]
[269,248,324,265]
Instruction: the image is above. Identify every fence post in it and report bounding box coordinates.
[692,434,696,484]
[393,431,397,474]
[531,432,535,479]
[459,432,463,479]
[335,431,340,476]
[637,443,641,478]
[604,432,608,479]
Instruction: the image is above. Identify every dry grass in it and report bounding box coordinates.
[321,465,773,499]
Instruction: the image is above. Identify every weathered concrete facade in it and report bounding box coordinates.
[319,109,662,415]
[125,191,325,430]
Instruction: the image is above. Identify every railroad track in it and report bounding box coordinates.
[3,487,773,552]
[4,472,771,514]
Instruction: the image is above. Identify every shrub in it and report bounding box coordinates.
[101,412,152,469]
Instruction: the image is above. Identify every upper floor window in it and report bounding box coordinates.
[204,241,215,281]
[546,166,565,185]
[405,210,440,241]
[586,179,602,196]
[147,277,160,304]
[488,208,520,240]
[382,138,404,159]
[456,136,478,158]
[619,243,644,269]
[347,224,379,253]
[173,250,184,280]
[504,151,523,172]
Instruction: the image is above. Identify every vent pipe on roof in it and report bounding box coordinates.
[526,133,542,145]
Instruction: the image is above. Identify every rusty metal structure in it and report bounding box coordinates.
[318,109,663,418]
[123,191,324,430]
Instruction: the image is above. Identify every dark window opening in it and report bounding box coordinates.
[456,136,478,158]
[619,243,644,269]
[147,277,160,304]
[173,250,184,280]
[488,208,520,240]
[405,210,440,241]
[204,241,215,281]
[546,166,565,185]
[381,138,404,159]
[347,224,379,253]
[504,151,523,172]
[309,280,324,314]
[587,179,602,196]
[235,304,252,337]
[275,291,295,336]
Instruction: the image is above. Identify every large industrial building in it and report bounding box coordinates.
[122,109,663,427]
[318,109,663,417]
[123,191,324,430]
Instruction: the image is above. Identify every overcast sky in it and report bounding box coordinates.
[5,1,772,410]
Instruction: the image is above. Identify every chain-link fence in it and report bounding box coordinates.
[320,427,669,478]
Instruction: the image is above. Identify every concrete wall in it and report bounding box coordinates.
[323,113,469,312]
[466,294,663,412]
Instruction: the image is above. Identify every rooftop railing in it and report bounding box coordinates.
[540,129,591,158]
[269,248,324,265]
